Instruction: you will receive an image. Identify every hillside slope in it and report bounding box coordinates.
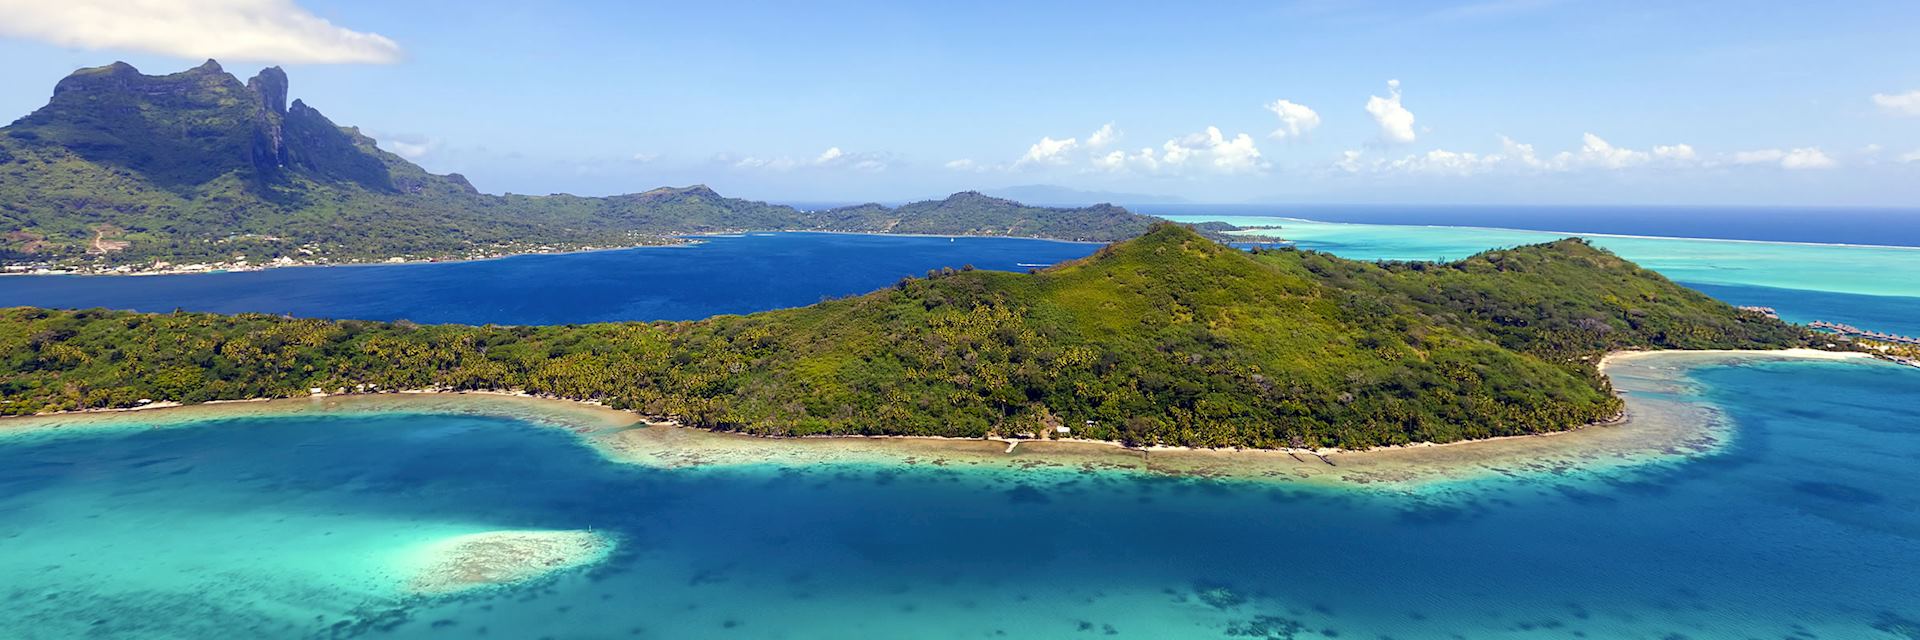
[0,225,1806,448]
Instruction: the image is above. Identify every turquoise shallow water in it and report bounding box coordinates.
[1162,214,1920,337]
[3,358,1917,639]
[1163,215,1920,299]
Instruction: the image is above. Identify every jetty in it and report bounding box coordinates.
[1808,321,1920,346]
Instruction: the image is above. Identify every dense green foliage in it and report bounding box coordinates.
[1,61,1165,267]
[814,192,1157,242]
[0,225,1807,448]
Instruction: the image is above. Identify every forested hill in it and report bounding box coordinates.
[0,61,1168,270]
[0,224,1806,449]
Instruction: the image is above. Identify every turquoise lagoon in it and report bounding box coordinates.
[1163,215,1920,335]
[3,354,1918,639]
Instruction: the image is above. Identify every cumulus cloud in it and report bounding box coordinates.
[1497,135,1544,168]
[1873,90,1920,117]
[987,124,1262,175]
[1338,133,1700,176]
[1161,127,1266,173]
[1365,79,1417,144]
[1388,149,1503,175]
[383,140,431,159]
[369,132,435,160]
[1653,144,1696,161]
[1018,135,1081,166]
[944,158,979,171]
[1091,147,1161,173]
[1731,147,1835,169]
[1338,134,1852,177]
[1779,147,1836,169]
[1086,123,1119,148]
[1557,133,1649,169]
[1264,99,1321,140]
[730,146,886,172]
[0,0,402,64]
[1901,149,1920,163]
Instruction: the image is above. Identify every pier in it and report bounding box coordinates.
[1809,320,1920,346]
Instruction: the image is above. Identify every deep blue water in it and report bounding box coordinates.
[0,233,1096,325]
[1687,282,1920,337]
[1142,203,1920,248]
[3,358,1917,638]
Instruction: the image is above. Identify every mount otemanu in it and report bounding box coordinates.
[0,224,1806,449]
[0,60,1172,271]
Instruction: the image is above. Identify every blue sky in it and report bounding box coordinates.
[1,0,1918,205]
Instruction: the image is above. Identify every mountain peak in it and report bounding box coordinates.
[248,67,289,115]
[638,184,720,199]
[189,59,225,74]
[940,190,1017,206]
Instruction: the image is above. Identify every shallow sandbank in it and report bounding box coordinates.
[404,529,614,596]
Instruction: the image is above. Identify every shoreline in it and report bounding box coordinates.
[0,229,1111,278]
[0,349,1886,487]
[1166,214,1920,252]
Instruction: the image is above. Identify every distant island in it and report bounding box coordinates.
[0,224,1808,450]
[0,60,1176,273]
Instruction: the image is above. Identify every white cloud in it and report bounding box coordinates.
[369,132,434,160]
[1390,149,1502,175]
[1900,149,1920,163]
[1339,133,1703,176]
[631,152,660,163]
[1264,99,1321,140]
[1365,79,1417,144]
[729,146,886,172]
[383,140,430,159]
[1780,147,1836,170]
[1653,144,1696,161]
[1017,135,1080,167]
[1335,149,1366,173]
[1873,90,1920,117]
[944,158,979,171]
[1556,133,1649,169]
[1091,147,1161,173]
[1161,127,1265,174]
[1086,123,1119,148]
[1497,135,1544,168]
[1729,147,1832,169]
[1338,134,1853,177]
[0,0,402,64]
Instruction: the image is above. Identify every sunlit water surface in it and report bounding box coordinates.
[2,358,1917,639]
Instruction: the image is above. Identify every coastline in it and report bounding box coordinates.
[2,229,1111,278]
[0,349,1885,488]
[1171,214,1920,252]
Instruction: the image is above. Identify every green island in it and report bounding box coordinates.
[0,60,1170,272]
[0,223,1807,450]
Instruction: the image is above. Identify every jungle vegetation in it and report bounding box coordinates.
[0,224,1807,449]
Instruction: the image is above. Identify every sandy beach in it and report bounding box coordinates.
[0,348,1888,488]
